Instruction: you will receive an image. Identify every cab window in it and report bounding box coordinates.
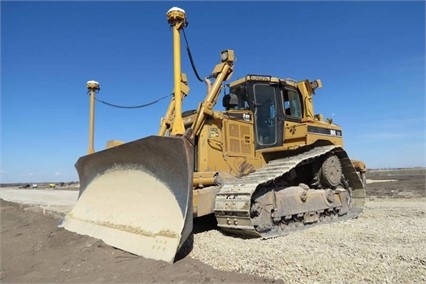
[283,88,302,119]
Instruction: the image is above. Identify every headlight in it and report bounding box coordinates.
[220,49,234,62]
[221,50,228,62]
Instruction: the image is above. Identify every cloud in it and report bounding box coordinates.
[54,172,62,176]
[20,172,34,177]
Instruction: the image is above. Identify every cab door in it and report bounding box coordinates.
[252,83,283,149]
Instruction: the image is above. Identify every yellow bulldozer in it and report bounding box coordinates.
[61,7,366,263]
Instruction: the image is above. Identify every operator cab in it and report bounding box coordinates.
[223,75,305,149]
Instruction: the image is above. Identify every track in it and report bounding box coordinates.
[214,145,365,238]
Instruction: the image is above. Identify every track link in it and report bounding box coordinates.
[213,145,365,238]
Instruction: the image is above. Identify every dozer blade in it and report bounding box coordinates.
[61,135,194,263]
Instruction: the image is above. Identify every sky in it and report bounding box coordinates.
[1,1,425,183]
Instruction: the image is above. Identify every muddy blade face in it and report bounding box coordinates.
[61,135,193,263]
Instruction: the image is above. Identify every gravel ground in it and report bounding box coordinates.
[1,169,425,283]
[189,199,426,283]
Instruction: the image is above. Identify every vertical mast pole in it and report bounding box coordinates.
[166,7,187,135]
[86,80,100,154]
